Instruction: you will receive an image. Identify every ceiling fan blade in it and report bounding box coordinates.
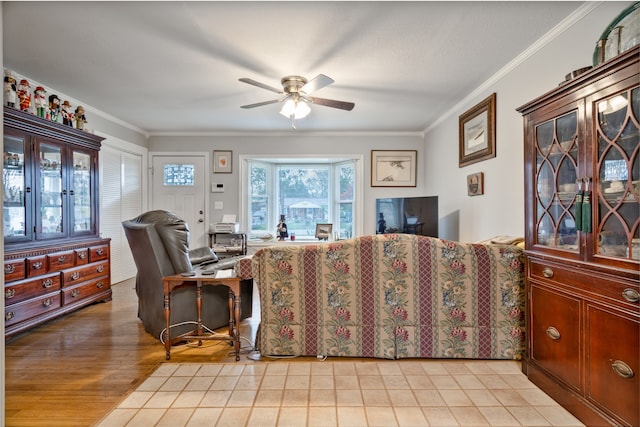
[239,78,282,94]
[309,96,355,111]
[301,74,334,94]
[240,99,282,109]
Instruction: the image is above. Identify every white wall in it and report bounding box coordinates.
[423,2,631,242]
[148,133,425,236]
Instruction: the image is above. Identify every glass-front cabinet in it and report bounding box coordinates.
[528,75,639,268]
[519,47,639,427]
[594,87,639,261]
[3,107,101,248]
[37,140,64,239]
[533,110,580,253]
[72,150,94,233]
[4,106,111,340]
[3,129,32,242]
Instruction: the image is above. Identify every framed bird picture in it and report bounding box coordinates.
[459,93,496,167]
[371,150,417,187]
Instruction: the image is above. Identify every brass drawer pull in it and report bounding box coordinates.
[97,265,104,273]
[611,360,634,379]
[96,248,104,255]
[96,281,104,289]
[42,278,54,288]
[5,289,15,299]
[542,267,554,278]
[5,264,15,274]
[5,311,15,321]
[546,326,561,340]
[78,252,87,259]
[42,298,53,307]
[57,255,67,263]
[621,288,639,303]
[71,289,80,298]
[71,272,81,281]
[32,261,43,270]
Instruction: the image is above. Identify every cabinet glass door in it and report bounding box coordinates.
[3,132,30,242]
[595,86,639,260]
[38,141,64,238]
[71,150,93,234]
[534,111,579,251]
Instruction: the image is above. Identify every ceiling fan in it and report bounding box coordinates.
[239,74,355,128]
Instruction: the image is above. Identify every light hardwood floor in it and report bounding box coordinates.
[5,278,258,427]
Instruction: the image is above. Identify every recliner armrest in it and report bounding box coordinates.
[188,246,219,265]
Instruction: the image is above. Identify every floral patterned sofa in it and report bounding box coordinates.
[251,233,525,360]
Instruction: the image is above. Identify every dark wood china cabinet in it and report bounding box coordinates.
[4,106,111,339]
[517,46,639,427]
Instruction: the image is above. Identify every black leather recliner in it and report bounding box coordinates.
[122,210,252,340]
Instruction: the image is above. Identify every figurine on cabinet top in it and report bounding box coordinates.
[48,94,60,122]
[61,100,73,126]
[74,105,87,130]
[277,214,288,241]
[17,79,31,112]
[34,86,47,118]
[4,74,17,108]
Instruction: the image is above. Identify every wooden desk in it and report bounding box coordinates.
[163,271,241,361]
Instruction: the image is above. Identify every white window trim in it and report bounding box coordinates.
[239,154,364,238]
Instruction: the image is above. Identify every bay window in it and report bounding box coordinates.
[241,156,362,240]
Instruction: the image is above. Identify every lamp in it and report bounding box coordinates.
[279,98,311,119]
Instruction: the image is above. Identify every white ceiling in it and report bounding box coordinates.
[3,1,585,135]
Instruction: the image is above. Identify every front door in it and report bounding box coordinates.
[151,153,208,247]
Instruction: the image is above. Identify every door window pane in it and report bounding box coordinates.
[163,164,194,186]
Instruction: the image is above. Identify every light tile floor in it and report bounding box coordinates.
[96,359,585,427]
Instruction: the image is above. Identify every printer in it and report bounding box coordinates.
[211,214,240,233]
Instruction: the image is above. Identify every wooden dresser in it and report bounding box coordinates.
[4,106,111,339]
[4,239,111,338]
[517,47,639,426]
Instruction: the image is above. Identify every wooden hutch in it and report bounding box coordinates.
[517,46,639,426]
[4,106,111,339]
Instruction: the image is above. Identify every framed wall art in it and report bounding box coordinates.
[467,172,484,196]
[315,223,332,240]
[213,150,232,173]
[371,150,417,187]
[459,93,496,168]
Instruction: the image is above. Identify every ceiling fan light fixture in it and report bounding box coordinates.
[295,100,311,118]
[279,99,311,119]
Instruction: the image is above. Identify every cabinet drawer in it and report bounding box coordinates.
[528,258,640,309]
[47,250,75,272]
[26,255,48,277]
[4,259,25,282]
[530,283,582,392]
[4,292,61,326]
[62,260,109,286]
[89,244,109,262]
[62,277,110,305]
[587,305,639,427]
[5,273,61,305]
[75,248,89,265]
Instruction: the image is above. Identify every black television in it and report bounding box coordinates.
[375,196,438,237]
